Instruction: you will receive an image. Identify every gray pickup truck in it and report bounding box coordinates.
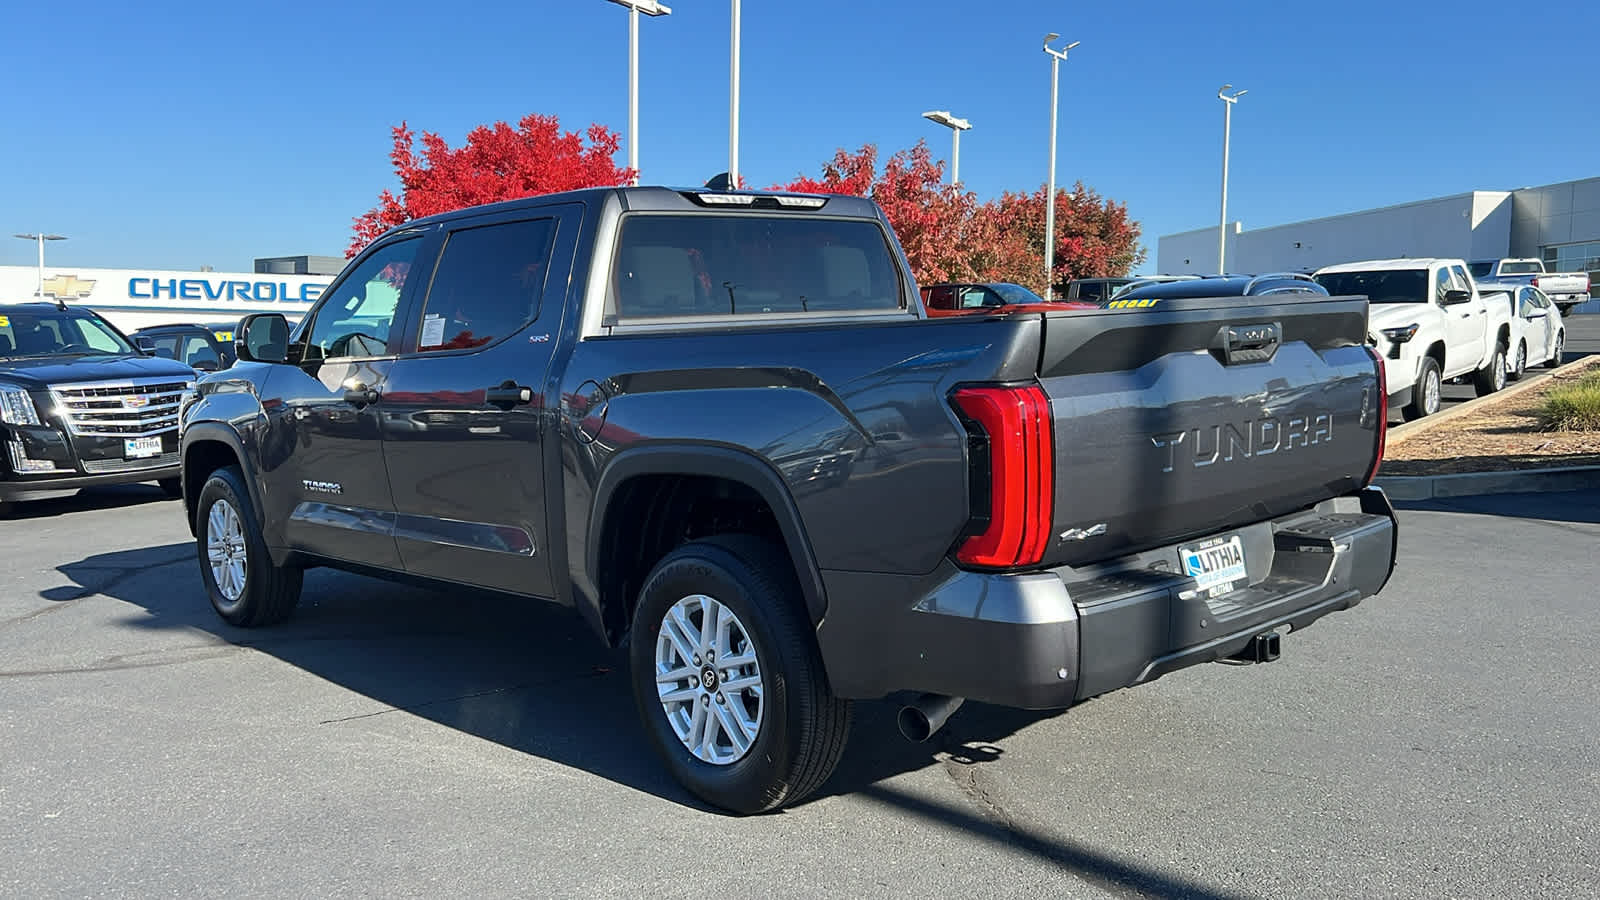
[178,186,1398,814]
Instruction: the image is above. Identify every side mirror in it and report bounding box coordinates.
[134,336,157,355]
[193,359,220,372]
[1442,289,1473,305]
[236,313,290,364]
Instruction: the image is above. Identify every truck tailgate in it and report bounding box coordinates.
[1035,297,1382,568]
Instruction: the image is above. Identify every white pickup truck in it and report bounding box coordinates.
[1314,258,1513,420]
[1468,258,1591,314]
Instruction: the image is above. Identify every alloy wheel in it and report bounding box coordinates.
[654,594,765,765]
[206,499,248,607]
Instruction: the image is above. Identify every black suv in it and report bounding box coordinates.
[131,322,237,372]
[1,303,197,511]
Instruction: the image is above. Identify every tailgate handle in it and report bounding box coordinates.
[1220,322,1281,365]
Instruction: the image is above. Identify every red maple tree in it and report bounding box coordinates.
[774,140,1143,294]
[973,183,1146,296]
[348,113,635,257]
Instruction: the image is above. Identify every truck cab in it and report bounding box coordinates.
[1314,258,1513,420]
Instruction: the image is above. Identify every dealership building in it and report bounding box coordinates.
[1157,175,1600,312]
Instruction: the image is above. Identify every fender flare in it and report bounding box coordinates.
[180,422,261,533]
[587,444,828,625]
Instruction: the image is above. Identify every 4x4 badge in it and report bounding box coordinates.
[1059,523,1107,542]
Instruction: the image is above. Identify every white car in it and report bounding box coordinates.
[1314,258,1514,421]
[1480,283,1566,379]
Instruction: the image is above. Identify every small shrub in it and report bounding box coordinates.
[1538,370,1600,431]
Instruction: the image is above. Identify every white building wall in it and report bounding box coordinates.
[1156,193,1516,275]
[0,265,330,333]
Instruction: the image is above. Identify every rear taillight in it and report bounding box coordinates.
[950,384,1054,569]
[1532,275,1541,287]
[1364,347,1387,487]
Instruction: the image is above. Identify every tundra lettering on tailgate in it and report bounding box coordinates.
[1151,412,1334,473]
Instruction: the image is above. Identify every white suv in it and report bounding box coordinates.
[1314,258,1513,420]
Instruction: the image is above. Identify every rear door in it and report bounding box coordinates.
[378,203,581,599]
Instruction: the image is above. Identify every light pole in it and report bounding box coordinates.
[13,233,68,301]
[921,110,972,184]
[729,0,741,186]
[1217,83,1247,276]
[1043,34,1079,299]
[606,0,671,185]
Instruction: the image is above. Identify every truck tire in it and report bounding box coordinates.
[1545,332,1564,369]
[1474,343,1507,396]
[629,534,851,815]
[194,465,302,627]
[158,477,183,499]
[1402,357,1442,421]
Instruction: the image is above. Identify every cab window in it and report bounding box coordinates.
[414,218,556,353]
[303,237,423,362]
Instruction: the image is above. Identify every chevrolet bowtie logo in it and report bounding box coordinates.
[41,274,97,300]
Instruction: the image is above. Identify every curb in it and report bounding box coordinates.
[1374,465,1600,501]
[1387,353,1599,446]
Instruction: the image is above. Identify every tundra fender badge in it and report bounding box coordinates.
[301,479,343,495]
[1059,523,1107,543]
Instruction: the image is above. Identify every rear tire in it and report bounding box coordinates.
[1508,341,1526,382]
[1474,343,1507,396]
[629,535,851,815]
[1545,332,1564,369]
[1402,357,1442,421]
[194,465,301,627]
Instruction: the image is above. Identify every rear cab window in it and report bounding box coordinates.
[609,214,906,323]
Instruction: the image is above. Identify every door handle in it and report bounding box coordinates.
[343,386,380,407]
[485,382,534,410]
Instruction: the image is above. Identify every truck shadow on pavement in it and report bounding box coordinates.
[51,541,1250,899]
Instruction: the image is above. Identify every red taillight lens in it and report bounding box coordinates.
[951,385,1054,568]
[1531,275,1541,287]
[1364,347,1387,487]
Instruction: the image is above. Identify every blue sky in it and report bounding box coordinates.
[3,0,1596,273]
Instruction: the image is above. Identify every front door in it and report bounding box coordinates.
[1524,288,1554,361]
[378,205,579,598]
[1440,266,1483,376]
[257,233,432,569]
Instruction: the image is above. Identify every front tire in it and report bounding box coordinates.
[629,535,851,815]
[1474,343,1507,396]
[1508,341,1527,382]
[195,465,302,627]
[1402,357,1443,421]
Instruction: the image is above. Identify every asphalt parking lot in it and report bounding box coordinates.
[3,483,1597,898]
[1423,313,1600,421]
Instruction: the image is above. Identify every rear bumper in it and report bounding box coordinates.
[815,487,1398,709]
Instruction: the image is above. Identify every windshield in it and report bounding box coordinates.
[1498,261,1542,275]
[0,309,137,358]
[1314,270,1428,303]
[989,283,1046,305]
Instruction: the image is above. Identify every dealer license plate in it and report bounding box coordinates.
[1181,535,1247,593]
[124,437,163,459]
